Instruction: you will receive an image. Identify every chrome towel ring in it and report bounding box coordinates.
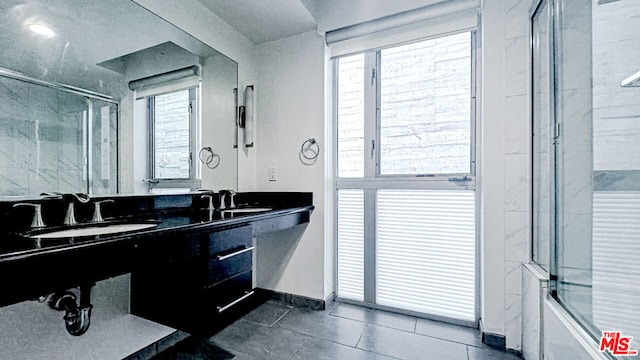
[199,147,221,169]
[300,138,319,161]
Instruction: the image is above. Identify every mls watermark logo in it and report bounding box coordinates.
[599,331,638,356]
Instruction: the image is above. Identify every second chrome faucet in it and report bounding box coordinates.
[65,194,114,225]
[64,193,91,226]
[218,190,236,210]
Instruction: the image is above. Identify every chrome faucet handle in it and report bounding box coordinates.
[64,203,77,226]
[200,195,215,210]
[13,203,45,229]
[92,200,114,223]
[228,190,237,209]
[39,192,63,200]
[218,192,227,210]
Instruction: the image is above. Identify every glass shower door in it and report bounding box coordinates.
[548,0,640,349]
[27,82,86,194]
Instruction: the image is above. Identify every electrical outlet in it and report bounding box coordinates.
[268,167,277,181]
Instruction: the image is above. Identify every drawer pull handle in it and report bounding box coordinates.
[216,246,255,261]
[217,291,254,313]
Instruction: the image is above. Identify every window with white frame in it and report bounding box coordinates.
[335,31,478,322]
[147,87,200,190]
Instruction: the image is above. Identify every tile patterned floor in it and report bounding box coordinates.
[159,301,523,360]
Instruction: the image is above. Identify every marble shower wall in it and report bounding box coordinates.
[0,75,88,196]
[592,1,640,173]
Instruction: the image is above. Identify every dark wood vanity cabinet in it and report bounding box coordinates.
[130,225,255,333]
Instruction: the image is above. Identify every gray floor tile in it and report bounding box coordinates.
[292,337,396,360]
[415,318,484,347]
[153,337,236,360]
[357,324,469,360]
[330,303,417,332]
[227,350,262,360]
[467,346,523,360]
[209,319,307,359]
[276,307,366,347]
[324,299,339,311]
[242,301,292,327]
[156,302,521,360]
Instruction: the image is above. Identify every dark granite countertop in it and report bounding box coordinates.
[0,192,314,307]
[0,205,314,261]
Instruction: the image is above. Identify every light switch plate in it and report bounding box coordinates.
[268,167,277,181]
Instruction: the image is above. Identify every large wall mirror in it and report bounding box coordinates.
[0,0,238,197]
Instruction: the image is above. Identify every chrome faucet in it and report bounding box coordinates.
[218,190,236,210]
[63,193,90,226]
[200,194,215,210]
[13,203,45,229]
[92,200,114,223]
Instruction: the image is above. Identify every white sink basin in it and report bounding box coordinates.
[220,207,272,214]
[29,223,158,239]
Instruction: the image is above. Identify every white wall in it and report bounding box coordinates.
[252,30,328,300]
[480,0,507,341]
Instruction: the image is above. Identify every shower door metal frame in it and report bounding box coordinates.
[529,0,558,287]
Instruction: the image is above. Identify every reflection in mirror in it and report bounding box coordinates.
[0,0,238,197]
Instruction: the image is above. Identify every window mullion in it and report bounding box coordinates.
[363,188,377,304]
[362,51,378,304]
[148,97,155,180]
[189,88,198,180]
[363,51,378,180]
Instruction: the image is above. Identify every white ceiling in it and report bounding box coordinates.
[194,0,317,44]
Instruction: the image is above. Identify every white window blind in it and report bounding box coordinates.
[337,189,365,301]
[327,0,479,58]
[376,189,476,321]
[592,191,640,347]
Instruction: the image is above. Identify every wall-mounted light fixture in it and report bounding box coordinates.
[237,85,255,148]
[233,88,239,148]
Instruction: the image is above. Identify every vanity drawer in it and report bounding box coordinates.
[202,225,252,256]
[206,246,253,286]
[203,270,253,314]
